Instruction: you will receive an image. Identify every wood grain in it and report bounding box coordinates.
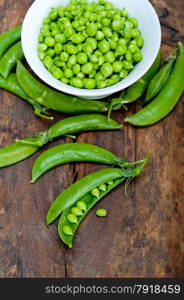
[0,0,184,278]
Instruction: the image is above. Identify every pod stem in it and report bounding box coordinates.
[34,106,54,120]
[108,97,127,120]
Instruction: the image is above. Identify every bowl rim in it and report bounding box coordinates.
[21,0,161,99]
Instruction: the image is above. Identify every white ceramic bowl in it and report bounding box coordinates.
[22,0,161,99]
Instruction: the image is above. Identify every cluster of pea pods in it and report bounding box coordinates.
[0,26,183,247]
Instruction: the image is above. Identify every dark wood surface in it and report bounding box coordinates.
[0,0,184,278]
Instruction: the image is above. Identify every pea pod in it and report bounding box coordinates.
[107,51,161,117]
[57,155,149,248]
[0,41,24,78]
[59,177,125,248]
[0,26,22,59]
[143,56,176,105]
[46,156,150,226]
[0,73,52,120]
[16,61,114,114]
[125,42,184,126]
[0,114,122,168]
[31,143,138,183]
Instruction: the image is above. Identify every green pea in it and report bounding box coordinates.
[128,17,138,27]
[61,77,69,84]
[82,42,94,54]
[54,43,63,55]
[100,63,113,78]
[118,38,127,46]
[71,207,83,216]
[124,27,132,39]
[45,36,55,47]
[97,81,106,89]
[133,52,143,62]
[123,60,134,70]
[49,8,58,20]
[132,28,140,38]
[107,180,114,185]
[94,50,102,56]
[96,209,107,217]
[67,214,78,224]
[42,30,51,38]
[38,51,45,61]
[102,27,112,38]
[43,56,53,70]
[73,63,81,74]
[72,20,80,29]
[89,70,96,78]
[120,69,128,78]
[106,77,120,86]
[77,72,85,79]
[46,48,55,57]
[112,20,122,32]
[64,68,73,78]
[96,31,104,41]
[136,36,144,48]
[84,78,96,89]
[86,38,97,50]
[90,54,98,64]
[98,55,105,66]
[109,40,117,50]
[115,44,127,56]
[60,52,69,61]
[125,51,132,62]
[81,62,93,74]
[77,52,88,64]
[71,33,85,44]
[43,17,51,25]
[87,24,97,36]
[77,201,87,212]
[99,184,107,192]
[38,34,44,43]
[91,188,100,198]
[67,44,78,54]
[101,17,110,26]
[98,40,110,53]
[121,8,128,17]
[55,34,66,44]
[95,72,105,81]
[58,7,65,17]
[105,51,115,63]
[63,225,73,236]
[64,28,75,39]
[38,43,48,52]
[128,44,137,54]
[69,55,77,66]
[77,44,83,52]
[70,77,83,88]
[51,28,60,37]
[52,67,63,79]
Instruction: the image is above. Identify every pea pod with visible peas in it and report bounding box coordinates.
[16,61,122,115]
[56,156,150,248]
[0,41,24,79]
[125,42,184,126]
[47,155,150,227]
[143,56,176,106]
[0,25,22,59]
[0,73,52,120]
[0,114,122,168]
[31,143,144,183]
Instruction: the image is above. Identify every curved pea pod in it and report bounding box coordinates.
[46,155,150,226]
[31,143,132,183]
[0,41,24,79]
[0,26,22,59]
[57,155,150,248]
[16,61,113,115]
[125,42,184,126]
[0,73,52,120]
[143,56,176,106]
[58,177,125,248]
[0,115,122,168]
[0,143,38,168]
[47,114,122,140]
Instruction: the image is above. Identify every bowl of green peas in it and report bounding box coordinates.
[22,0,161,99]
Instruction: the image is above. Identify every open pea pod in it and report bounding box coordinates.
[55,155,150,248]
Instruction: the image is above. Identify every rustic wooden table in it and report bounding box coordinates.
[0,0,184,278]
